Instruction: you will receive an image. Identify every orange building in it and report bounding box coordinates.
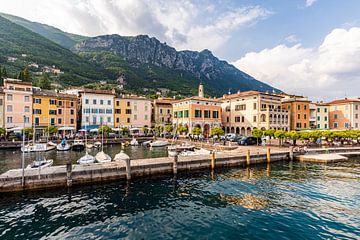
[328,98,360,130]
[172,83,222,137]
[281,95,310,130]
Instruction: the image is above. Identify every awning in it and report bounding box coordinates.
[112,128,121,132]
[81,125,99,130]
[7,127,24,132]
[90,128,98,132]
[58,126,75,131]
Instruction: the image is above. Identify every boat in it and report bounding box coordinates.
[77,152,96,164]
[150,140,169,147]
[21,143,56,152]
[72,139,85,151]
[179,148,211,156]
[167,144,195,152]
[95,151,112,163]
[57,139,71,151]
[48,141,57,147]
[114,150,130,161]
[130,138,139,146]
[86,143,94,149]
[142,140,152,146]
[26,157,53,169]
[94,141,102,148]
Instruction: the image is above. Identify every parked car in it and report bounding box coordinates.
[225,133,242,142]
[237,136,262,146]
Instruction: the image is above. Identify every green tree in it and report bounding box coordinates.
[251,129,263,145]
[23,128,33,139]
[2,67,7,78]
[164,124,173,133]
[264,129,276,138]
[142,126,149,135]
[0,66,2,79]
[285,130,299,146]
[36,73,51,89]
[191,127,202,136]
[211,127,224,137]
[274,130,286,146]
[121,127,129,135]
[0,128,6,137]
[99,125,112,134]
[17,71,24,80]
[23,67,31,81]
[177,126,188,134]
[45,126,58,135]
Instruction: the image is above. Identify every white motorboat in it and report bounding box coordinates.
[94,141,102,148]
[57,139,71,151]
[150,140,169,147]
[26,158,53,169]
[179,148,211,156]
[77,152,96,164]
[130,138,139,146]
[72,139,85,151]
[21,143,56,152]
[167,144,195,152]
[142,140,152,146]
[95,151,112,163]
[48,141,57,147]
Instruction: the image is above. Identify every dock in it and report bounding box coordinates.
[0,150,289,193]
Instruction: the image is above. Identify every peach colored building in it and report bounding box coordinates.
[281,95,310,130]
[328,99,360,130]
[152,97,176,126]
[172,84,222,137]
[3,79,33,129]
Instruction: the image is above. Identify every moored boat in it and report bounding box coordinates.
[77,152,96,164]
[22,143,56,153]
[26,157,53,169]
[57,139,71,151]
[72,139,85,151]
[130,138,139,146]
[95,151,112,163]
[150,140,169,147]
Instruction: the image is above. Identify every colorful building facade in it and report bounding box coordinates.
[281,95,310,130]
[152,98,175,126]
[3,78,33,129]
[0,89,4,128]
[328,99,360,130]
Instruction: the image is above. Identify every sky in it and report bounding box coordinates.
[1,0,360,101]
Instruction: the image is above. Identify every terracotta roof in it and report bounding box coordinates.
[79,88,115,95]
[33,89,77,99]
[4,78,32,86]
[327,99,360,105]
[216,90,263,101]
[154,98,176,104]
[116,95,150,101]
[173,96,221,103]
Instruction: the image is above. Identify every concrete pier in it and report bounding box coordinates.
[0,150,289,193]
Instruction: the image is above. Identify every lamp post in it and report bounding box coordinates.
[21,115,26,188]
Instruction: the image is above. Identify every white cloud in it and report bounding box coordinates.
[0,0,271,53]
[305,0,317,7]
[285,35,300,43]
[233,27,360,100]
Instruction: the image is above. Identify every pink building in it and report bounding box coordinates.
[3,79,33,129]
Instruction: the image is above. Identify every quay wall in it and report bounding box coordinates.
[0,151,289,193]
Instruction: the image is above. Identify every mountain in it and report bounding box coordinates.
[0,15,113,85]
[74,34,279,96]
[0,12,88,49]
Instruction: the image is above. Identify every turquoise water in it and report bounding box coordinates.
[0,160,359,239]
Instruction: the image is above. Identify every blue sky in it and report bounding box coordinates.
[1,0,360,100]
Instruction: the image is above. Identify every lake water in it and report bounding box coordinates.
[0,159,359,239]
[0,144,168,174]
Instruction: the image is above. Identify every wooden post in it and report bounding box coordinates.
[211,151,216,170]
[125,158,131,180]
[173,154,178,175]
[267,147,271,163]
[246,149,251,165]
[66,161,72,187]
[289,146,294,161]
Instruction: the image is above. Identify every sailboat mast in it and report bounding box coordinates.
[84,92,88,154]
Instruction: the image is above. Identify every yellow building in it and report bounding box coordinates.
[33,89,77,134]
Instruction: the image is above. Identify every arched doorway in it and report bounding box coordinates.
[226,127,230,133]
[231,127,235,133]
[246,127,252,136]
[203,124,210,138]
[236,127,240,134]
[241,127,245,135]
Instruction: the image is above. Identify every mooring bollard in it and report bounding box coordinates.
[246,149,251,165]
[211,151,216,170]
[173,153,178,175]
[290,146,294,161]
[267,147,271,163]
[66,161,72,187]
[125,158,131,180]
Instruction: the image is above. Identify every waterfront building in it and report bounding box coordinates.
[219,91,290,135]
[67,89,115,129]
[32,89,77,134]
[281,95,310,130]
[114,95,152,129]
[0,88,4,128]
[172,84,222,137]
[314,102,329,130]
[152,97,175,126]
[328,98,360,130]
[3,78,33,129]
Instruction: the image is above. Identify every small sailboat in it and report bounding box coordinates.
[57,138,71,151]
[130,137,139,146]
[114,150,130,161]
[95,125,112,163]
[72,139,85,151]
[77,152,96,164]
[26,157,53,169]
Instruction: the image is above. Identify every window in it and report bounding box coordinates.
[167,109,171,114]
[356,123,359,128]
[86,116,89,123]
[24,117,30,123]
[134,105,137,111]
[145,115,148,120]
[317,108,320,113]
[127,118,130,123]
[35,117,39,126]
[317,124,320,129]
[204,110,210,118]
[174,111,177,118]
[225,106,230,112]
[297,105,300,110]
[7,117,12,123]
[126,109,132,114]
[107,117,111,123]
[334,114,338,119]
[297,114,300,120]
[324,108,327,113]
[127,101,130,107]
[116,117,119,123]
[116,101,119,106]
[317,116,320,121]
[145,105,148,111]
[71,101,74,107]
[184,110,189,118]
[134,115,137,120]
[24,106,30,113]
[235,104,246,111]
[58,109,62,115]
[334,122,338,128]
[235,116,241,122]
[304,105,307,110]
[33,98,41,104]
[241,116,245,122]
[7,105,12,112]
[58,101,62,106]
[108,100,111,105]
[160,109,163,114]
[195,109,202,118]
[253,116,257,122]
[106,109,112,114]
[93,116,96,124]
[49,110,57,115]
[7,94,13,101]
[71,109,74,115]
[304,123,307,128]
[33,109,41,114]
[178,111,183,118]
[296,123,301,128]
[325,124,327,129]
[226,117,229,122]
[50,118,55,126]
[356,114,359,119]
[115,109,121,114]
[58,118,62,124]
[50,99,56,105]
[253,103,257,110]
[24,96,30,102]
[100,100,104,105]
[212,111,219,119]
[100,117,103,124]
[345,123,349,128]
[93,99,97,104]
[70,119,74,124]
[304,114,307,120]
